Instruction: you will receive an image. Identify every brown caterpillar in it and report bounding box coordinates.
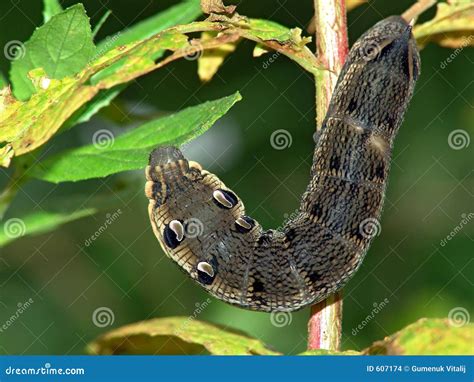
[145,16,420,312]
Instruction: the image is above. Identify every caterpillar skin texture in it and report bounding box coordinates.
[145,16,420,312]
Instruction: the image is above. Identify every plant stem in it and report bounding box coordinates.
[308,0,348,351]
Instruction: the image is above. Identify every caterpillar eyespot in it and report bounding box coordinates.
[145,16,420,312]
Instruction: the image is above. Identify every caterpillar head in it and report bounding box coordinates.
[353,16,420,83]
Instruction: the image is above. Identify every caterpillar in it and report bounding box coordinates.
[145,16,420,312]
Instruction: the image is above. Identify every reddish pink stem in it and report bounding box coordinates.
[308,0,348,352]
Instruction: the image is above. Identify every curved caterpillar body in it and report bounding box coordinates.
[145,16,420,312]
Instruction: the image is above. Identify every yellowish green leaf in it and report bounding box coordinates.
[364,318,474,355]
[414,1,474,48]
[87,316,279,355]
[198,31,238,82]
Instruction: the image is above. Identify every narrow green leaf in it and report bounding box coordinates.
[92,10,112,39]
[62,85,125,130]
[68,0,203,129]
[87,316,279,355]
[32,92,242,183]
[0,182,135,247]
[43,0,63,23]
[95,0,202,53]
[10,4,95,100]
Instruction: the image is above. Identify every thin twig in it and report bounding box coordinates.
[308,0,348,351]
[402,0,436,23]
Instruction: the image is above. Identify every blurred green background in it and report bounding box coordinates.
[0,0,472,355]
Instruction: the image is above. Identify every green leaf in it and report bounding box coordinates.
[10,4,95,100]
[0,181,135,247]
[87,316,279,355]
[95,0,202,53]
[32,92,242,183]
[364,318,474,355]
[42,0,63,23]
[69,0,203,129]
[414,2,474,48]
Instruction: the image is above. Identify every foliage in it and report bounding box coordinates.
[0,0,472,355]
[88,317,473,355]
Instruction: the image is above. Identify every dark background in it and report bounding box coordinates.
[0,0,472,354]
